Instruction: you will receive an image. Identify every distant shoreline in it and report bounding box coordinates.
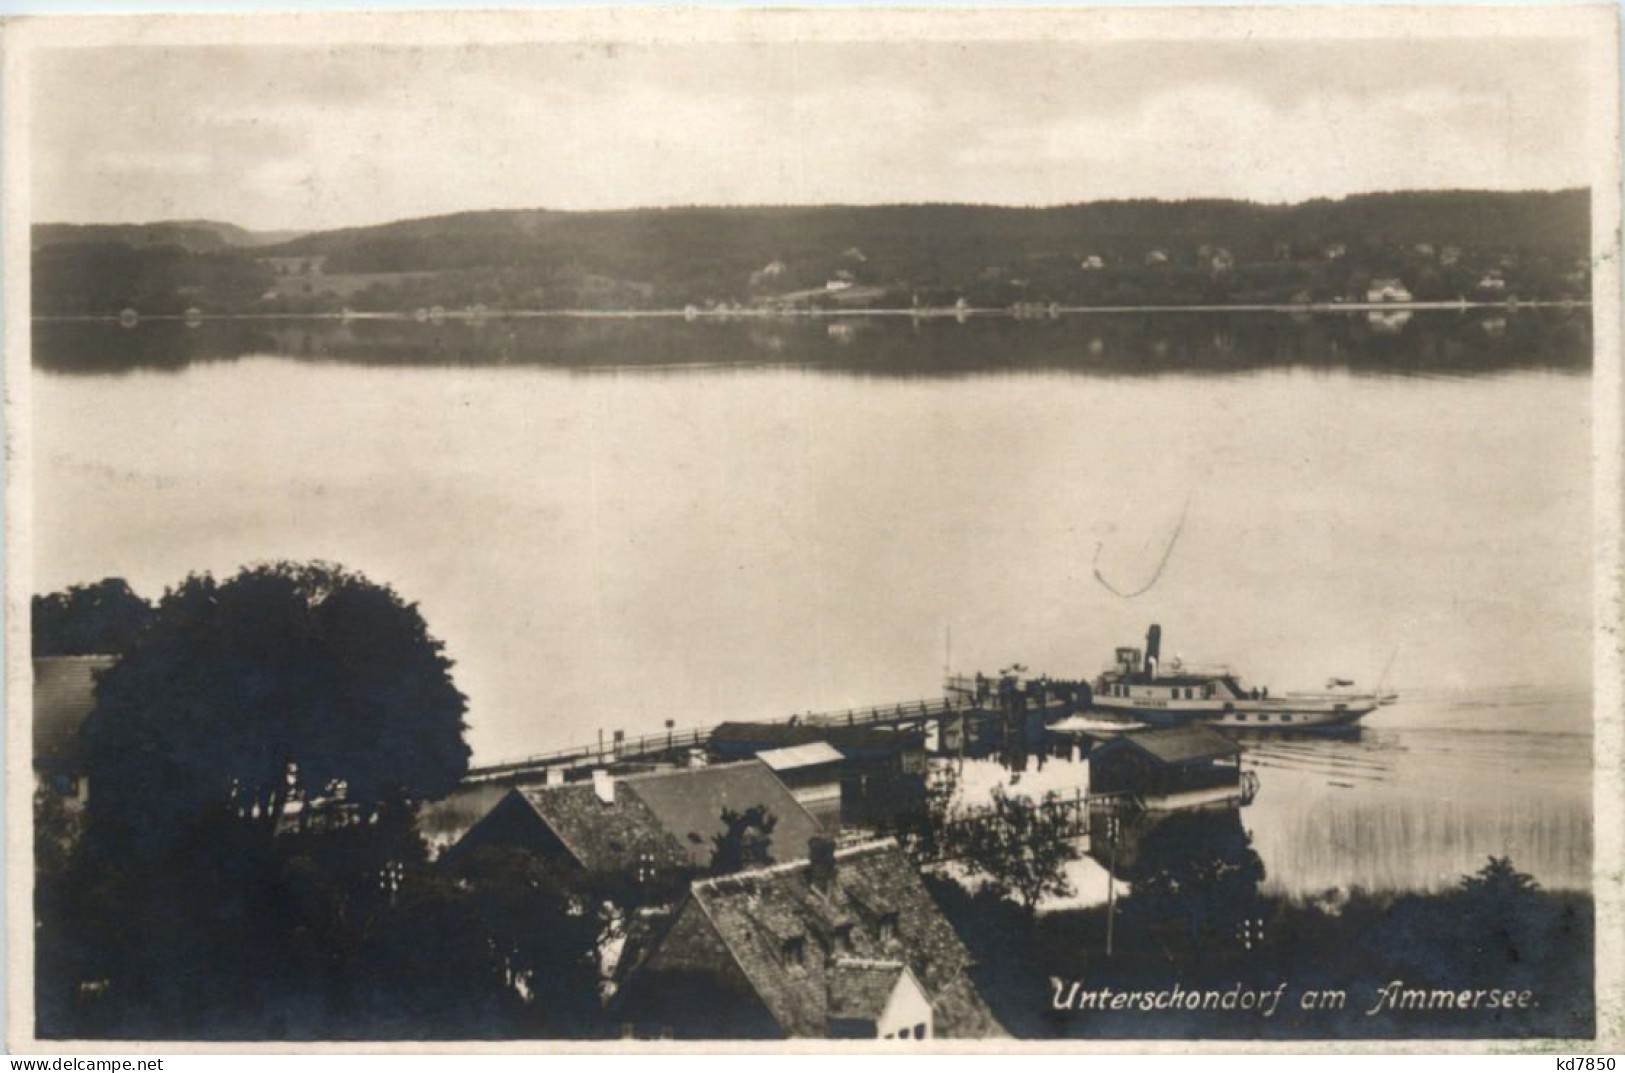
[32,299,1591,325]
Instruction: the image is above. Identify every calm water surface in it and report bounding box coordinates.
[33,311,1594,894]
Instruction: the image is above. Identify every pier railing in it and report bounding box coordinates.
[465,695,975,783]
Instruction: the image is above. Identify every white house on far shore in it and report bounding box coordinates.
[1366,278,1413,303]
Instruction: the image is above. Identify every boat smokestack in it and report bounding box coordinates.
[1145,623,1162,680]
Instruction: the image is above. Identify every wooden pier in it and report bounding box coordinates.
[464,672,1094,785]
[465,694,983,784]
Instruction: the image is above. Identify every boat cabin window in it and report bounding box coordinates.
[1282,714,1293,723]
[1236,713,1248,721]
[1259,714,1271,722]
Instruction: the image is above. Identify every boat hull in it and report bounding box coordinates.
[1090,696,1376,731]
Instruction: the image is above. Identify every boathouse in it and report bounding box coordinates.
[443,760,823,881]
[611,838,1004,1039]
[755,742,844,826]
[1087,725,1249,811]
[709,722,927,826]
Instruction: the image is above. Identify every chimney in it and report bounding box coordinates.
[1145,623,1162,681]
[808,836,837,892]
[591,769,615,805]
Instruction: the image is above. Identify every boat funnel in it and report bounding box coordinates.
[1145,624,1162,680]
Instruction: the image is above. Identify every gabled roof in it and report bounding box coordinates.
[827,959,908,1023]
[510,783,690,874]
[33,655,117,767]
[674,839,1003,1038]
[1094,724,1240,766]
[460,760,824,875]
[757,742,844,773]
[620,761,824,868]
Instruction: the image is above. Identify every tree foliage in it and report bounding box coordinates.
[32,578,155,657]
[957,786,1079,914]
[1119,809,1266,955]
[81,561,470,851]
[443,845,604,1029]
[709,805,777,876]
[34,563,624,1039]
[33,190,1591,316]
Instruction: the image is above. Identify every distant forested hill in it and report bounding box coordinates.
[33,220,306,253]
[32,190,1591,316]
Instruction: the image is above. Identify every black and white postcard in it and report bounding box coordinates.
[4,6,1621,1051]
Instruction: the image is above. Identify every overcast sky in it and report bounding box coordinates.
[31,35,1597,232]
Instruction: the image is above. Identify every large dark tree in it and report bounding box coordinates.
[32,577,155,656]
[1119,808,1266,956]
[81,561,470,848]
[444,845,604,1033]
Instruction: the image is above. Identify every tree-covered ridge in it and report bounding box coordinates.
[32,189,1591,316]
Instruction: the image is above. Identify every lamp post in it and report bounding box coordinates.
[1105,809,1119,958]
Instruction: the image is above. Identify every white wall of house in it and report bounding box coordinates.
[876,968,934,1041]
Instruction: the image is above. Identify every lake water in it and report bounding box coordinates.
[32,309,1594,894]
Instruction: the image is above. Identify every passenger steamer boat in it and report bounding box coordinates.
[1091,624,1392,731]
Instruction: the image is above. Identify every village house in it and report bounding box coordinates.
[1079,254,1105,271]
[1143,249,1170,267]
[611,837,1004,1039]
[708,722,927,826]
[1477,271,1508,293]
[749,260,787,287]
[755,743,844,826]
[1323,242,1347,261]
[33,654,118,807]
[1365,278,1413,303]
[444,760,824,880]
[1198,245,1235,272]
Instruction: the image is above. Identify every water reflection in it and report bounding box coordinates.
[34,308,1592,380]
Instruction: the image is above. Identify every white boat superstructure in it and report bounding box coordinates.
[1090,624,1390,731]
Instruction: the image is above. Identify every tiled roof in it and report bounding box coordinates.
[619,760,824,869]
[827,959,906,1023]
[756,742,844,773]
[683,839,1003,1038]
[514,783,690,874]
[471,760,824,874]
[33,655,117,767]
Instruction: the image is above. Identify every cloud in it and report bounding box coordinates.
[27,36,1596,230]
